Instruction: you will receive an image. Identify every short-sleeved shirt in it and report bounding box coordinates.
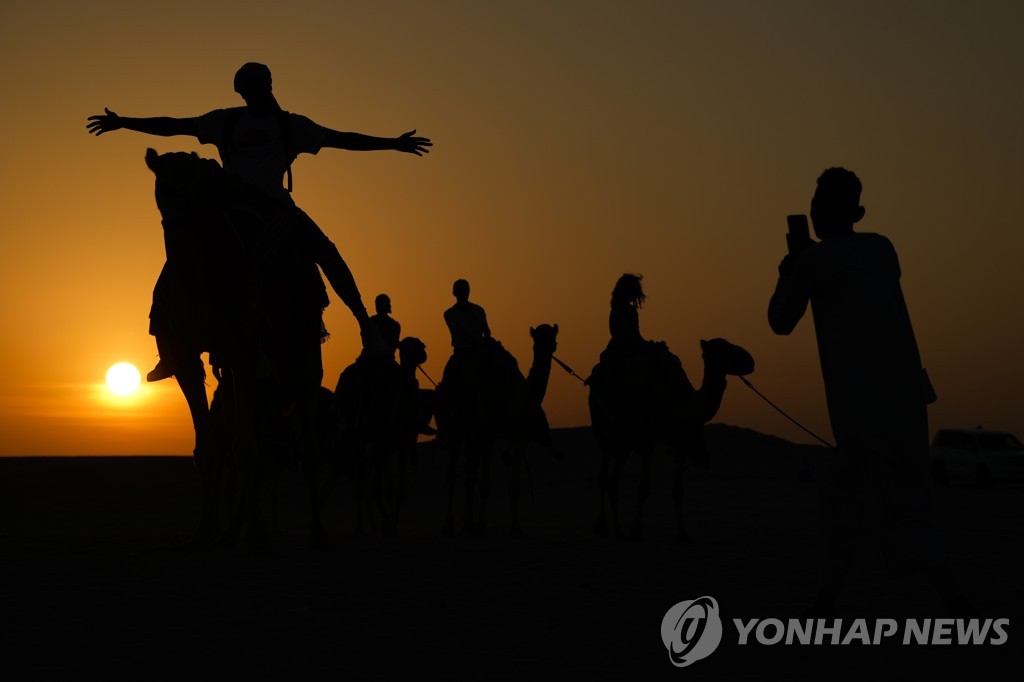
[195,108,329,203]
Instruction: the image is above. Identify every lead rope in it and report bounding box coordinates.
[417,365,438,388]
[736,375,835,449]
[552,355,588,385]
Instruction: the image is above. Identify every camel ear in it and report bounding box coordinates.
[145,148,159,173]
[553,324,558,335]
[530,326,536,337]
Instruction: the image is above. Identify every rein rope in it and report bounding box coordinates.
[417,365,438,388]
[736,375,835,449]
[551,355,588,385]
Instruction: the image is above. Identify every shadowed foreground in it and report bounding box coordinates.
[1,426,1020,678]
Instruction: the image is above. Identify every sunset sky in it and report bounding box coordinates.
[1,0,1021,455]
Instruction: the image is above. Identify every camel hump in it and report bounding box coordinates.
[466,337,521,381]
[589,340,688,410]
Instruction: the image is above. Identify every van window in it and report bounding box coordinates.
[978,433,1023,451]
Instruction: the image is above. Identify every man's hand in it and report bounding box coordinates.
[86,108,122,136]
[778,240,815,276]
[394,130,432,156]
[778,253,798,277]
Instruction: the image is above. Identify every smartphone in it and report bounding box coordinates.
[786,214,811,254]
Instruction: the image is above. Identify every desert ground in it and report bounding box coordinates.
[1,425,1021,679]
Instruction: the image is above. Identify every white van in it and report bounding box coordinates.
[930,428,1024,487]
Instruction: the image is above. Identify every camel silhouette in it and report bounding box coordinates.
[439,324,559,537]
[588,336,751,543]
[144,148,337,550]
[327,336,435,536]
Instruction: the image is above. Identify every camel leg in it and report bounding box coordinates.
[210,383,243,547]
[464,442,480,537]
[311,426,347,539]
[608,448,629,540]
[672,450,691,543]
[442,440,460,537]
[281,383,336,549]
[382,470,399,537]
[394,438,412,531]
[305,459,334,548]
[174,363,222,548]
[595,442,611,538]
[309,450,343,542]
[353,441,371,536]
[478,441,493,537]
[631,446,653,542]
[312,390,346,541]
[371,444,395,536]
[381,444,404,536]
[302,443,333,549]
[230,366,273,554]
[178,373,212,465]
[508,445,523,536]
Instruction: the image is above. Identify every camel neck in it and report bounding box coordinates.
[526,350,553,404]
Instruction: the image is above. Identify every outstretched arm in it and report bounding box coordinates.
[87,108,198,138]
[322,129,431,156]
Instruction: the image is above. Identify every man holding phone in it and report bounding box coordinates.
[768,167,968,617]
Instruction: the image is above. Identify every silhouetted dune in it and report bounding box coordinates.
[704,423,827,479]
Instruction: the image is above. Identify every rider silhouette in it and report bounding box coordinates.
[443,279,491,356]
[87,62,431,377]
[434,279,495,444]
[599,273,648,364]
[370,294,402,360]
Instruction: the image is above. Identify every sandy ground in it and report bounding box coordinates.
[1,425,1021,679]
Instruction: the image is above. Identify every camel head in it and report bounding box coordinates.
[700,338,755,376]
[145,148,217,177]
[398,337,427,368]
[145,148,229,218]
[530,324,558,357]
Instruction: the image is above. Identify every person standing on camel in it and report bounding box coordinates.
[87,62,431,377]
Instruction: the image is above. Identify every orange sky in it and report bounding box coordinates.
[1,0,1022,455]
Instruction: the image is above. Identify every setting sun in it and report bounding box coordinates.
[106,362,141,396]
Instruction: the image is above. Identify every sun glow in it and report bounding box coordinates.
[106,362,141,396]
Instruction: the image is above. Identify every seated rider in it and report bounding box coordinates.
[334,292,403,405]
[435,279,493,440]
[444,279,491,353]
[600,273,649,364]
[369,293,402,360]
[590,273,687,401]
